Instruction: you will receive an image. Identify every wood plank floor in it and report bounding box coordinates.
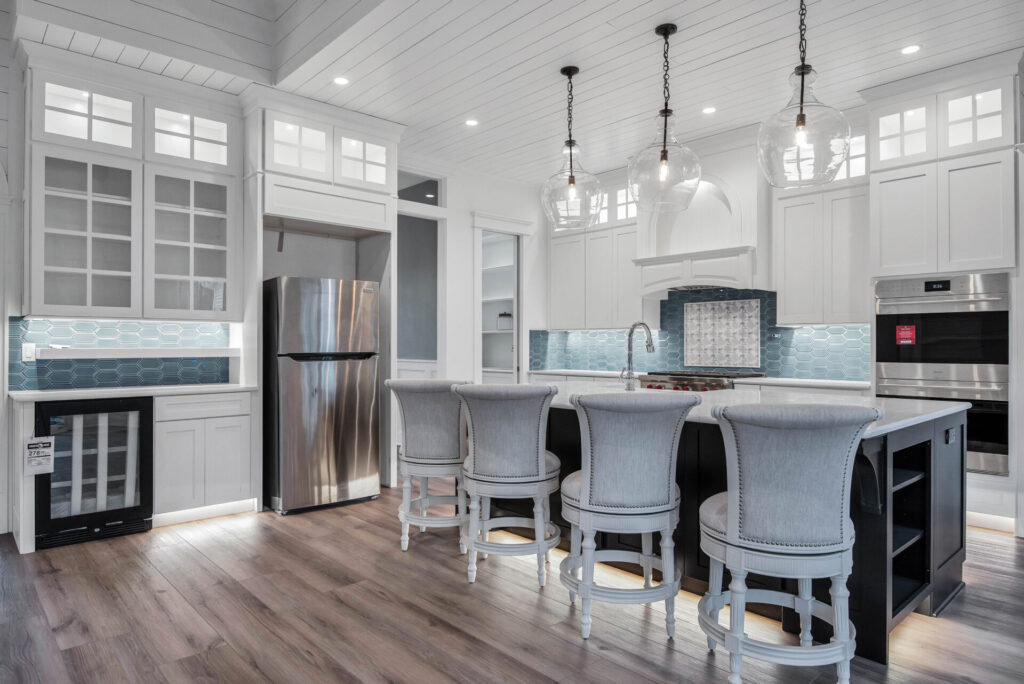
[2,482,1023,683]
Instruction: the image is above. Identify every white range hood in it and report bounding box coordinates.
[633,245,757,294]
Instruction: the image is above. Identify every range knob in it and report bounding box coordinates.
[646,384,653,389]
[682,386,691,391]
[656,385,663,389]
[700,387,709,392]
[672,385,681,390]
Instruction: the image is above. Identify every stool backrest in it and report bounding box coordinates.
[454,384,557,481]
[713,403,882,553]
[572,392,700,514]
[385,379,468,462]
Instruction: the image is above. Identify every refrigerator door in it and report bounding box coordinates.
[268,277,379,355]
[274,355,380,512]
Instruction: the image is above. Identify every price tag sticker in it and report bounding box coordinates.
[25,437,55,476]
[896,325,916,346]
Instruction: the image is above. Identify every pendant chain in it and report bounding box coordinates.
[566,72,574,174]
[662,29,671,153]
[798,0,808,119]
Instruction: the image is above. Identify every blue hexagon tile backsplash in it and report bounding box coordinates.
[8,317,231,391]
[529,288,871,382]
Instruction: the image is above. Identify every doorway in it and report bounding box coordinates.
[480,231,519,384]
[396,214,440,379]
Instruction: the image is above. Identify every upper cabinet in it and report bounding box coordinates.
[869,96,936,171]
[937,78,1014,157]
[334,130,395,192]
[34,73,142,155]
[145,101,241,173]
[30,146,143,317]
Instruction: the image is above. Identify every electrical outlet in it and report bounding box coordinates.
[21,342,36,362]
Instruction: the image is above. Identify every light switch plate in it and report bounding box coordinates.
[21,342,36,362]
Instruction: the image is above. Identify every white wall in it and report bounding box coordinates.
[262,230,358,281]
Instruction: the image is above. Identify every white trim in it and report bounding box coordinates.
[152,498,257,527]
[472,211,535,236]
[239,83,405,141]
[967,511,1015,534]
[858,49,1021,106]
[34,347,240,359]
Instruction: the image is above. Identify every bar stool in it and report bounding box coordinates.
[697,404,882,684]
[453,384,562,587]
[385,379,469,553]
[559,392,700,639]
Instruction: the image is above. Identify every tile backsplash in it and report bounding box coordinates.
[8,317,231,391]
[529,288,871,382]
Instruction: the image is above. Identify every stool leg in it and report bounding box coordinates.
[580,529,596,639]
[568,524,581,603]
[481,496,491,559]
[798,577,813,648]
[728,569,748,684]
[660,527,676,639]
[542,495,551,564]
[418,477,428,532]
[533,495,546,588]
[400,473,412,551]
[641,532,653,589]
[831,573,852,684]
[706,557,724,651]
[467,494,480,583]
[456,475,467,554]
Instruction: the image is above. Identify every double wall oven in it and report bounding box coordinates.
[875,273,1008,476]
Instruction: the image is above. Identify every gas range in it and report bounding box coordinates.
[638,371,765,392]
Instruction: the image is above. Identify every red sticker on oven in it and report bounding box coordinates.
[896,325,916,345]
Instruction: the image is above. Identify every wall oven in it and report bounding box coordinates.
[34,397,154,549]
[875,273,1008,476]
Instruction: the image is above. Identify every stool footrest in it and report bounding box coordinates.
[558,552,680,605]
[470,518,560,556]
[697,589,857,666]
[397,502,465,529]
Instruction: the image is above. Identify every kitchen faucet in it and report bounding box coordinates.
[622,321,655,391]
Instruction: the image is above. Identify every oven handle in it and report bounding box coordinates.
[878,295,1005,306]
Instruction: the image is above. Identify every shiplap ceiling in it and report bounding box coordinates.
[277,0,1024,182]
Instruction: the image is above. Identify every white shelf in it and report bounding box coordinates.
[481,330,514,335]
[481,296,514,303]
[482,263,514,272]
[482,367,514,373]
[34,347,241,360]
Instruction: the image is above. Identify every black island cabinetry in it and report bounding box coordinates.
[495,404,967,665]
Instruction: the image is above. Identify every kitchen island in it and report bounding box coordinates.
[498,382,969,665]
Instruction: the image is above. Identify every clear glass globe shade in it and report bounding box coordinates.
[757,68,851,188]
[541,143,604,231]
[627,113,701,212]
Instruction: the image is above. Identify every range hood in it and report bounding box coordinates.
[633,245,757,295]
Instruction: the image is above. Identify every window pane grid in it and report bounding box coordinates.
[154,107,228,165]
[44,82,133,149]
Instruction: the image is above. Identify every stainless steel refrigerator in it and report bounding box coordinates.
[264,277,381,513]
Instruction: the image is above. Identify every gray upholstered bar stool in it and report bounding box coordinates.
[697,404,882,684]
[453,384,562,587]
[385,379,470,553]
[559,392,701,639]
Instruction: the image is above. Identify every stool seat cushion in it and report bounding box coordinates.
[699,491,855,549]
[464,450,561,483]
[561,470,681,513]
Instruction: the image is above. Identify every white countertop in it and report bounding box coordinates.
[8,383,256,403]
[732,377,872,391]
[529,369,622,378]
[539,381,968,439]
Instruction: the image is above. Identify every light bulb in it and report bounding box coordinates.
[568,176,577,201]
[659,159,669,182]
[795,125,807,147]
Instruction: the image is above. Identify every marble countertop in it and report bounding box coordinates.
[529,369,623,378]
[8,383,257,403]
[530,369,870,391]
[539,381,968,439]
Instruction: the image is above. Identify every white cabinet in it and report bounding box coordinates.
[33,72,142,155]
[937,78,1015,157]
[869,163,938,277]
[870,151,1015,277]
[264,110,332,182]
[552,226,642,330]
[774,186,870,325]
[549,232,586,329]
[143,165,242,320]
[869,96,937,171]
[154,394,252,515]
[30,145,143,317]
[937,149,1016,273]
[145,100,241,173]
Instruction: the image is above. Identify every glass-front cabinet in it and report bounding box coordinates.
[31,146,143,317]
[144,166,240,320]
[34,72,142,155]
[937,77,1014,156]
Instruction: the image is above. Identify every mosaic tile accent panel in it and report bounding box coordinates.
[684,299,760,367]
[529,288,871,382]
[9,317,231,391]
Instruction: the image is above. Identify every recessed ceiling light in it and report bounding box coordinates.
[425,193,435,198]
[465,119,479,127]
[901,45,920,55]
[702,106,717,114]
[333,76,350,85]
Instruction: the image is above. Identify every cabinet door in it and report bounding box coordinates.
[937,78,1014,157]
[612,226,642,327]
[584,231,615,328]
[773,194,823,325]
[144,165,242,320]
[869,163,938,277]
[549,233,587,329]
[868,96,936,171]
[937,150,1015,273]
[823,186,871,323]
[154,419,205,514]
[30,146,143,317]
[264,111,332,182]
[204,415,251,506]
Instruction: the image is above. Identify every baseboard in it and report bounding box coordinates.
[152,498,258,528]
[966,511,1015,533]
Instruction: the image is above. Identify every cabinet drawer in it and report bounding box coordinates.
[156,392,251,421]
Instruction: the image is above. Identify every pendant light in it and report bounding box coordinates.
[541,66,603,231]
[757,0,850,188]
[627,24,700,213]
